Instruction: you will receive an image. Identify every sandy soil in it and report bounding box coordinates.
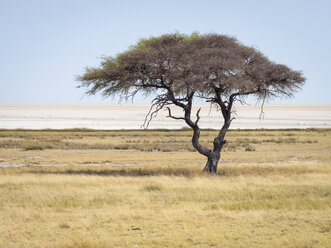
[0,104,330,129]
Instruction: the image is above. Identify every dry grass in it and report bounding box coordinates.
[0,129,330,247]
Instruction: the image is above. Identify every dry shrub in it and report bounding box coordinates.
[24,145,44,151]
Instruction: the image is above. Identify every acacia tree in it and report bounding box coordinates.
[78,33,305,174]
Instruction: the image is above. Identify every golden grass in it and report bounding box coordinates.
[0,129,330,247]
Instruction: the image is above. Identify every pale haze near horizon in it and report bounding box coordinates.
[1,104,330,130]
[0,0,330,104]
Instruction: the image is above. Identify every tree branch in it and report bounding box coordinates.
[141,102,166,129]
[166,107,185,120]
[195,108,201,126]
[209,83,228,120]
[259,91,267,121]
[228,90,260,111]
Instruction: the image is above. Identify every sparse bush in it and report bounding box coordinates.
[113,144,129,150]
[305,140,318,144]
[24,145,44,151]
[59,223,70,229]
[263,138,277,143]
[225,143,238,151]
[143,184,163,192]
[245,145,255,152]
[285,137,297,143]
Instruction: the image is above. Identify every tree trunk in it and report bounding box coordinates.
[182,102,230,174]
[189,120,229,174]
[202,122,229,174]
[203,151,221,174]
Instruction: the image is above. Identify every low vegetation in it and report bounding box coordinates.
[0,128,330,247]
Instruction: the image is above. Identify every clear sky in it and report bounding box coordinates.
[0,0,330,104]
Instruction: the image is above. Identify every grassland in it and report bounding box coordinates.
[0,128,330,248]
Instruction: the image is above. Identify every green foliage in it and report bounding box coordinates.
[131,32,200,51]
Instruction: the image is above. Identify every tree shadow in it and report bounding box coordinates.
[25,164,323,177]
[29,167,201,177]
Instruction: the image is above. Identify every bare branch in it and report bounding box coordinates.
[195,108,201,126]
[141,103,157,129]
[142,101,167,129]
[228,90,260,112]
[236,98,246,105]
[166,107,185,120]
[259,91,267,121]
[208,102,213,116]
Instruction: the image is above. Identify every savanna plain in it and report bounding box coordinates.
[0,128,330,248]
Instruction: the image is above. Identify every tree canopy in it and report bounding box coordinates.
[79,33,304,103]
[78,33,305,173]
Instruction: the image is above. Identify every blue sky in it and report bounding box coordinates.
[0,0,330,104]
